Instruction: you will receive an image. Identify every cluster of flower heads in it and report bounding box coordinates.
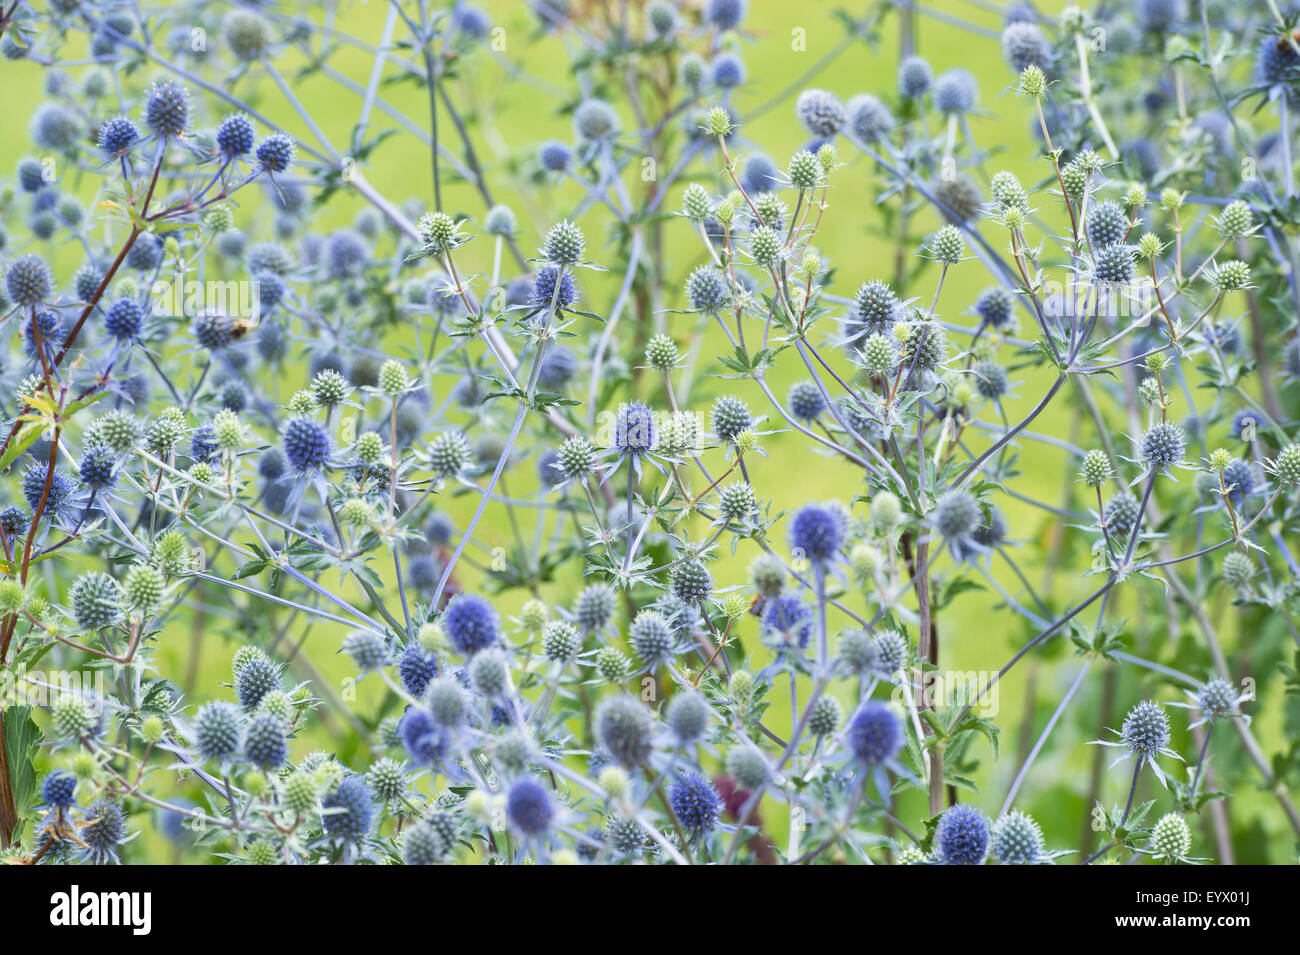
[0,0,1298,867]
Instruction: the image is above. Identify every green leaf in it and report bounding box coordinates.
[3,705,42,837]
[0,421,45,474]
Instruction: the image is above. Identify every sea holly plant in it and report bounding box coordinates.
[0,0,1295,869]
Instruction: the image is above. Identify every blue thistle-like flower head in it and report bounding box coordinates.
[898,55,933,99]
[216,113,255,157]
[400,706,451,765]
[1140,422,1185,473]
[282,418,332,471]
[741,154,779,195]
[1121,700,1171,760]
[236,656,282,710]
[506,778,555,836]
[256,133,295,173]
[936,803,989,865]
[242,712,288,770]
[532,264,578,312]
[442,593,499,654]
[707,0,747,31]
[103,298,144,341]
[539,139,572,172]
[991,810,1044,864]
[78,446,117,491]
[0,507,26,536]
[614,401,656,454]
[321,775,373,842]
[668,771,722,831]
[795,88,846,138]
[194,701,242,762]
[399,643,439,697]
[82,800,127,863]
[41,770,77,809]
[933,68,977,114]
[761,593,812,649]
[790,504,844,564]
[98,116,139,157]
[847,702,902,765]
[711,53,745,89]
[7,254,54,307]
[145,81,190,136]
[595,695,655,769]
[23,462,73,516]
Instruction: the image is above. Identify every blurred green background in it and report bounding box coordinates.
[3,0,1294,863]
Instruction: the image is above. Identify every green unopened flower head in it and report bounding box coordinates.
[703,106,734,138]
[417,621,446,655]
[123,564,165,612]
[339,497,374,526]
[679,53,705,92]
[1149,813,1191,861]
[729,669,755,701]
[1159,188,1184,212]
[990,171,1028,212]
[283,769,319,815]
[354,430,384,465]
[0,579,26,614]
[645,333,679,370]
[1137,377,1164,408]
[138,714,166,744]
[1060,161,1087,200]
[1059,5,1086,33]
[205,410,239,453]
[203,205,234,234]
[1211,260,1251,292]
[850,543,880,580]
[429,430,471,477]
[1214,200,1254,240]
[558,435,595,478]
[152,529,195,577]
[859,333,897,375]
[748,225,782,267]
[222,8,271,61]
[871,490,903,529]
[1079,449,1112,487]
[598,765,630,800]
[1271,444,1300,486]
[287,390,316,416]
[681,183,712,221]
[926,225,964,264]
[543,220,585,266]
[53,695,95,739]
[718,481,756,522]
[816,142,837,173]
[542,620,580,663]
[1137,232,1163,259]
[1124,182,1148,210]
[787,150,822,190]
[1208,447,1232,472]
[378,360,409,396]
[795,251,823,283]
[721,593,748,619]
[258,690,293,723]
[594,646,630,684]
[1017,64,1046,97]
[754,191,787,229]
[417,211,460,252]
[520,598,548,633]
[1221,550,1254,587]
